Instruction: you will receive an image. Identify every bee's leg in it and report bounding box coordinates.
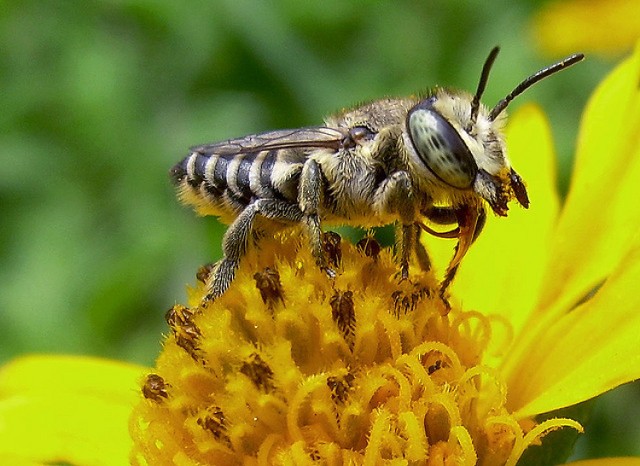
[373,171,416,279]
[204,204,260,303]
[422,206,458,225]
[204,199,303,304]
[413,227,431,272]
[472,205,487,243]
[299,159,335,277]
[423,205,487,243]
[396,223,419,280]
[438,204,485,302]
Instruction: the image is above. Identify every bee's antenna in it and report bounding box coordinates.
[468,46,500,132]
[489,53,585,121]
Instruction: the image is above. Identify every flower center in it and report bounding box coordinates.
[130,232,579,465]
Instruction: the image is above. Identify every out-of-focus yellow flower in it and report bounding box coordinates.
[1,44,639,466]
[532,0,640,56]
[0,355,146,466]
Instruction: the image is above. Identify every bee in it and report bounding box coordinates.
[170,47,583,305]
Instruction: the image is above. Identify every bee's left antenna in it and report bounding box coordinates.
[468,46,500,132]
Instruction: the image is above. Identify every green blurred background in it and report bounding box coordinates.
[1,0,638,460]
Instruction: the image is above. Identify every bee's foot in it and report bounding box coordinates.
[391,284,430,316]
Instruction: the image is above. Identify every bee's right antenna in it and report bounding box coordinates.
[489,53,585,121]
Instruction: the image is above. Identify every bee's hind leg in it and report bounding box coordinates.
[203,204,259,304]
[203,199,303,305]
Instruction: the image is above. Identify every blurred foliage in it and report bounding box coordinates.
[0,0,636,460]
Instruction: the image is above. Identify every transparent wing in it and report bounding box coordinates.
[190,126,349,156]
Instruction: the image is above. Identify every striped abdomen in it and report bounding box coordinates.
[170,149,304,220]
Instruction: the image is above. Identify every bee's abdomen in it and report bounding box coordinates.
[170,150,301,215]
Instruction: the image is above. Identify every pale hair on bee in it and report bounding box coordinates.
[170,47,584,306]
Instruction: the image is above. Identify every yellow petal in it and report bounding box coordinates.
[506,234,640,418]
[450,104,559,336]
[0,454,42,466]
[0,355,148,466]
[536,42,640,317]
[568,459,640,466]
[532,0,640,56]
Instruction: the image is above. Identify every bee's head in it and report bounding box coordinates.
[406,47,583,216]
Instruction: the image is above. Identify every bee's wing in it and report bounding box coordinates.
[190,127,349,156]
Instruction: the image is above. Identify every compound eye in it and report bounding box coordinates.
[407,104,477,189]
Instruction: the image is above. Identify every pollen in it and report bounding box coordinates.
[129,232,580,465]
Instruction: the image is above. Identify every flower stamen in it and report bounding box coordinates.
[130,232,584,465]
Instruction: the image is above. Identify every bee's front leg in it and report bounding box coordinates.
[298,159,335,278]
[421,204,485,309]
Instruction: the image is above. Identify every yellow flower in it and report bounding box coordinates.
[128,44,640,465]
[1,45,639,465]
[130,236,579,465]
[0,355,146,465]
[532,0,640,56]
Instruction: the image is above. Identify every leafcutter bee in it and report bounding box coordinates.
[170,47,583,305]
